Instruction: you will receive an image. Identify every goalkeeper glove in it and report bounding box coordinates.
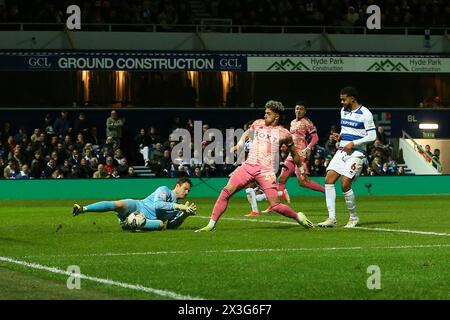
[174,201,197,216]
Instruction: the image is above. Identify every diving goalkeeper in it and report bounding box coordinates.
[72,177,196,231]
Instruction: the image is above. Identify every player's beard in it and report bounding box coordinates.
[342,104,351,112]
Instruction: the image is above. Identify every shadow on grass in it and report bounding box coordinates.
[0,237,43,245]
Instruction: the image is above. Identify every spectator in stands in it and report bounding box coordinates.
[342,6,360,29]
[79,158,93,178]
[8,145,25,166]
[158,149,172,177]
[397,166,405,175]
[431,96,444,108]
[148,126,161,145]
[89,157,99,173]
[117,158,129,177]
[193,166,202,177]
[366,167,375,176]
[111,168,120,178]
[6,135,16,153]
[41,114,55,136]
[424,145,433,161]
[60,159,72,178]
[17,164,30,179]
[63,134,74,152]
[371,156,383,175]
[42,158,56,178]
[73,112,90,135]
[103,136,115,156]
[83,148,94,165]
[149,142,164,170]
[30,129,41,143]
[4,159,19,179]
[74,133,86,152]
[106,110,125,145]
[127,166,137,178]
[54,111,72,138]
[93,164,108,178]
[134,128,151,166]
[13,127,26,144]
[69,165,84,179]
[172,149,191,176]
[30,150,45,179]
[69,149,81,167]
[432,149,441,171]
[54,142,68,166]
[114,148,124,164]
[376,126,388,145]
[52,169,64,179]
[324,125,339,157]
[105,156,115,175]
[310,157,326,176]
[370,140,388,163]
[87,126,100,147]
[33,133,50,156]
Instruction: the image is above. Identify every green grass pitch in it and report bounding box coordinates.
[1,195,450,300]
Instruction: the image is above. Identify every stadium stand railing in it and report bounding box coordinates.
[0,22,448,35]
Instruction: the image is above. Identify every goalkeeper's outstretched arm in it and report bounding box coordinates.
[167,202,197,229]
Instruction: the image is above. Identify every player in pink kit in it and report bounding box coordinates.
[195,100,314,232]
[277,102,325,195]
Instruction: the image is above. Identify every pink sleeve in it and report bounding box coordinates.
[307,133,319,149]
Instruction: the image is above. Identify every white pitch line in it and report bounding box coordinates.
[20,243,450,259]
[192,215,450,237]
[0,256,204,300]
[353,226,450,237]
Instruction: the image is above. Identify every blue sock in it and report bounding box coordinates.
[85,201,116,212]
[142,219,163,231]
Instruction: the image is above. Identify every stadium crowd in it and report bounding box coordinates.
[0,0,448,29]
[0,0,193,28]
[417,144,441,171]
[208,0,449,28]
[0,110,406,179]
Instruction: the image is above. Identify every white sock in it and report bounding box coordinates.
[245,188,259,213]
[344,189,357,219]
[255,193,267,202]
[207,219,216,228]
[325,184,336,220]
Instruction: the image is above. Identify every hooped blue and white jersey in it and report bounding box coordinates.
[339,105,375,154]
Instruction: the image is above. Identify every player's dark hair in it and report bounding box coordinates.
[176,177,192,187]
[340,87,359,102]
[295,101,307,108]
[265,100,285,115]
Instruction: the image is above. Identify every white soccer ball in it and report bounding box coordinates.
[126,212,146,228]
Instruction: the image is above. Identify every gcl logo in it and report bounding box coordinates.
[28,57,51,68]
[219,58,242,69]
